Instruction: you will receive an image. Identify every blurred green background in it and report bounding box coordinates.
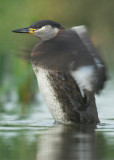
[0,1,114,160]
[0,0,114,112]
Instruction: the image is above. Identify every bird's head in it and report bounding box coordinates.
[12,20,64,41]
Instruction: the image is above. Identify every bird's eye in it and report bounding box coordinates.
[37,26,41,29]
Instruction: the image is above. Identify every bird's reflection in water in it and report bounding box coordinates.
[36,124,97,160]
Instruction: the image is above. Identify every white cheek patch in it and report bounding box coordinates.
[33,26,48,38]
[33,25,59,41]
[35,26,49,33]
[71,66,96,96]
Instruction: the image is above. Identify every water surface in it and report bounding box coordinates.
[0,79,114,160]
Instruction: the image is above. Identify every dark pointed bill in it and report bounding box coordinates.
[12,28,36,34]
[12,28,30,33]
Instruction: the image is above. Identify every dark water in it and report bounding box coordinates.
[0,80,114,160]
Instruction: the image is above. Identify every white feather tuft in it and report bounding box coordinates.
[71,66,96,96]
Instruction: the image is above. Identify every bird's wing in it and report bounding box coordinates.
[30,27,107,93]
[72,26,107,93]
